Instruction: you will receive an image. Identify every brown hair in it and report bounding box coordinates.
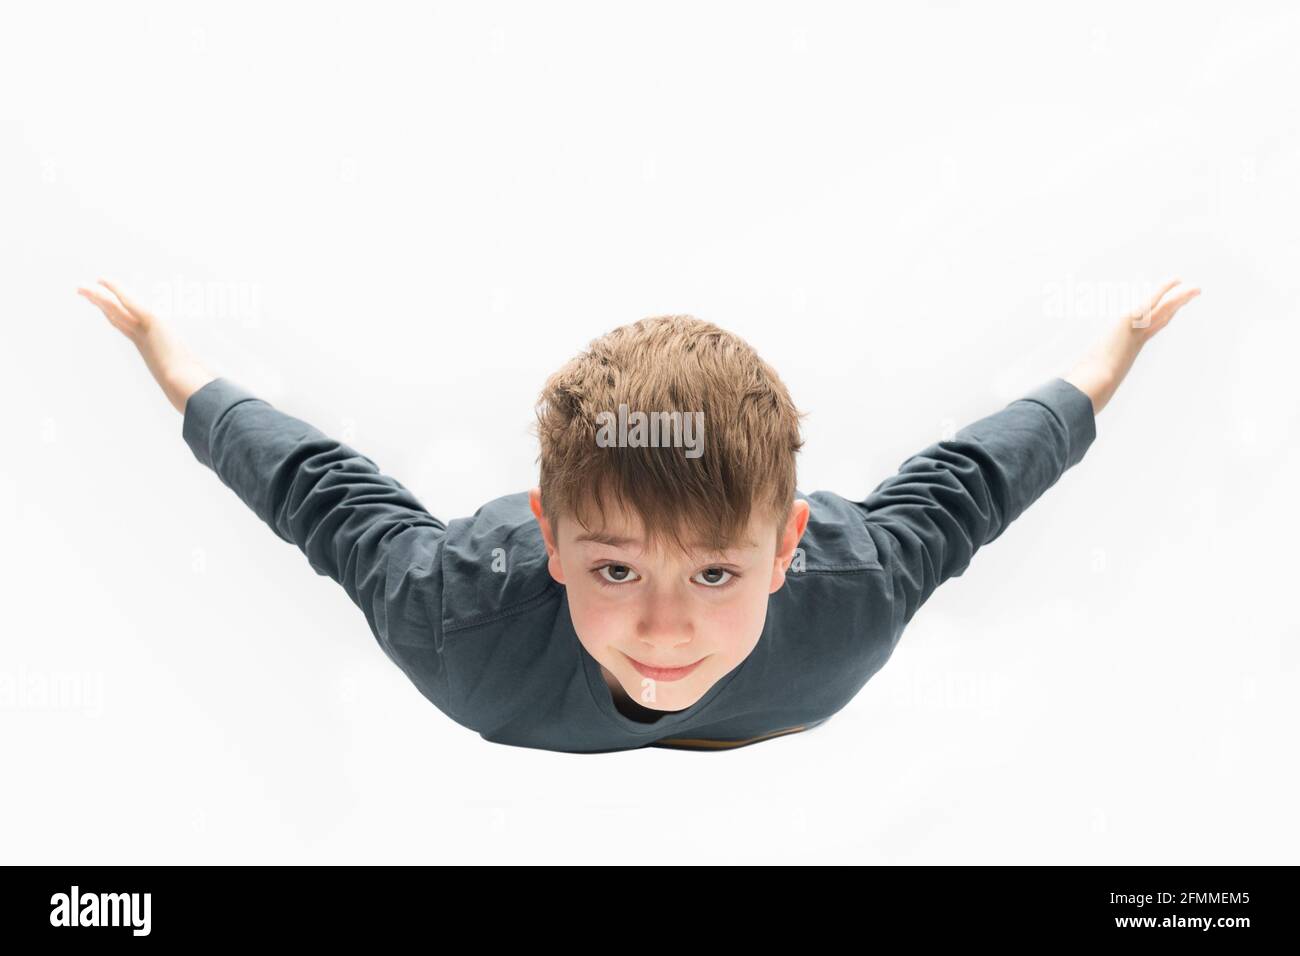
[532,314,807,557]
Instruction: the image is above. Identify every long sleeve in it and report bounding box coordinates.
[852,377,1097,630]
[181,377,454,712]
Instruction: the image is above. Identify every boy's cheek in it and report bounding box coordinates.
[725,590,771,658]
[568,593,624,650]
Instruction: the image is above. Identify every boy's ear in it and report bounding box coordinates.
[529,487,566,585]
[528,487,553,547]
[769,498,811,594]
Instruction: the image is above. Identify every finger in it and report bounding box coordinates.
[1130,278,1184,327]
[1144,278,1182,314]
[97,278,148,319]
[78,286,133,329]
[77,285,117,314]
[1162,287,1201,314]
[1145,288,1202,335]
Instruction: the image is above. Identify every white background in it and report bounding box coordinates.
[2,1,1297,864]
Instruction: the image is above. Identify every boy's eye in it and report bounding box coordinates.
[691,564,733,587]
[595,563,641,586]
[590,564,738,589]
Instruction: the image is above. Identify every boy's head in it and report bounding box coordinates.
[528,314,811,713]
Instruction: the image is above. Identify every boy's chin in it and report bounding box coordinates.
[617,673,707,711]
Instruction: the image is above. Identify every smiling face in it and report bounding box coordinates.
[530,487,810,713]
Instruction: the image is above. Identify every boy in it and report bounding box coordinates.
[78,278,1201,753]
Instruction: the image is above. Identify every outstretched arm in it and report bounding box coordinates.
[177,377,447,622]
[77,279,455,713]
[853,278,1202,631]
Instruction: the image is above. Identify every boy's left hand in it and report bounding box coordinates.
[1125,278,1202,346]
[77,278,215,415]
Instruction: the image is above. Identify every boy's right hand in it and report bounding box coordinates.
[1065,277,1201,418]
[77,278,215,415]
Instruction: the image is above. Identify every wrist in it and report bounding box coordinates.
[164,359,218,414]
[137,327,214,414]
[1108,313,1148,362]
[1063,357,1111,417]
[1066,318,1143,417]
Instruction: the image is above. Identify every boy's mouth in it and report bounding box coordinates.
[621,652,706,682]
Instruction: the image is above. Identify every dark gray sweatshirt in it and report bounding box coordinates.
[182,375,1096,753]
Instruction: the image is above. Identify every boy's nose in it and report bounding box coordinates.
[634,601,695,649]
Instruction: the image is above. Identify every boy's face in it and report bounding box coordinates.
[529,488,810,713]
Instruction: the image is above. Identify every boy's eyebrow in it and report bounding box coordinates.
[574,531,644,549]
[573,531,757,553]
